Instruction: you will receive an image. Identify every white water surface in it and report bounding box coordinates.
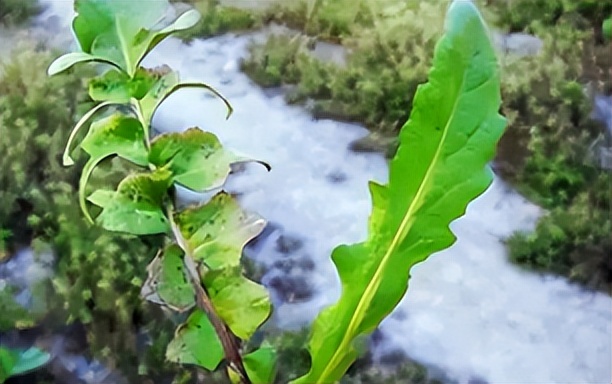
[27,2,612,383]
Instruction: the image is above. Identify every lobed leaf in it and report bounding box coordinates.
[294,2,507,383]
[78,113,149,222]
[166,309,224,370]
[173,192,266,270]
[202,268,271,340]
[149,128,268,192]
[94,169,172,235]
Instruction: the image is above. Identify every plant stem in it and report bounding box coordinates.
[167,203,251,384]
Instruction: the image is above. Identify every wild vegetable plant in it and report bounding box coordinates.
[48,1,273,383]
[293,2,506,382]
[48,0,504,383]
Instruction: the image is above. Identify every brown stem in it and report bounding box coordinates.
[168,205,251,384]
[185,255,251,384]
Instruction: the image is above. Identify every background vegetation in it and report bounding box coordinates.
[185,0,612,293]
[1,0,610,382]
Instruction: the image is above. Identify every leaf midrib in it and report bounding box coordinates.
[317,62,468,383]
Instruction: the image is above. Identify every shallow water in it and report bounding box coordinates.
[8,1,612,383]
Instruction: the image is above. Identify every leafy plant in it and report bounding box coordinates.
[293,2,505,382]
[49,0,273,382]
[48,0,505,382]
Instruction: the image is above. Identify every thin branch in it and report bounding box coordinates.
[168,204,251,384]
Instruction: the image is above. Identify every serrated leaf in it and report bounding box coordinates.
[150,128,268,192]
[141,245,195,312]
[89,68,159,103]
[79,113,149,222]
[95,169,172,235]
[293,2,507,383]
[174,193,266,269]
[166,309,224,370]
[203,268,271,340]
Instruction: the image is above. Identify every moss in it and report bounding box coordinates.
[0,0,39,25]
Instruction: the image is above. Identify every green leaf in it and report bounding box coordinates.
[229,346,277,384]
[203,268,271,340]
[603,17,611,41]
[243,346,277,384]
[89,68,159,103]
[166,309,224,370]
[174,193,266,269]
[86,189,115,208]
[0,347,17,382]
[150,128,268,192]
[139,67,233,126]
[72,0,167,74]
[141,244,195,313]
[293,2,506,383]
[71,0,199,75]
[62,101,118,166]
[79,113,149,223]
[47,52,120,76]
[95,169,172,235]
[0,347,49,381]
[9,348,50,376]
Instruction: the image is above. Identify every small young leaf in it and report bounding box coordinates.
[166,309,224,370]
[139,68,232,125]
[95,169,172,235]
[89,68,159,103]
[141,244,195,313]
[62,101,117,166]
[72,0,168,74]
[149,128,268,192]
[174,193,266,269]
[79,113,149,222]
[203,268,271,340]
[243,346,277,384]
[131,9,201,69]
[87,189,115,208]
